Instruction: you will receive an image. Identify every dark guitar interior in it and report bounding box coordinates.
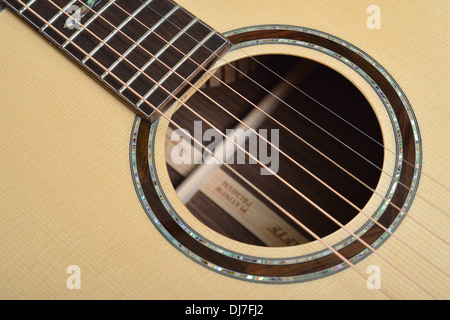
[166,55,384,247]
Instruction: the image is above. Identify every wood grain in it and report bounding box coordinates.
[0,0,448,299]
[136,28,418,278]
[3,0,231,121]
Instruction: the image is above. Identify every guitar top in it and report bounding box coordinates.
[0,0,448,300]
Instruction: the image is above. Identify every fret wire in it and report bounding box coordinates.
[118,7,200,94]
[136,0,442,206]
[136,30,216,108]
[17,0,46,29]
[36,0,211,117]
[10,1,378,295]
[138,35,230,111]
[71,0,450,268]
[100,21,154,80]
[62,0,116,48]
[102,1,446,223]
[18,0,36,14]
[10,0,450,294]
[105,1,445,222]
[40,1,396,295]
[41,0,78,32]
[70,0,450,276]
[101,4,180,81]
[81,0,154,65]
[9,1,444,299]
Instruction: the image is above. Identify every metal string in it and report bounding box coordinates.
[14,0,446,299]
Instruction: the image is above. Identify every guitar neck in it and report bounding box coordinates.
[3,0,231,122]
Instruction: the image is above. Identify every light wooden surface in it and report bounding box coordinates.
[0,0,448,299]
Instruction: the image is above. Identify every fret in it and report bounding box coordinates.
[134,26,230,113]
[3,0,232,123]
[96,5,182,93]
[38,1,85,46]
[40,0,77,32]
[136,31,216,108]
[100,26,152,80]
[138,34,230,117]
[119,16,197,94]
[62,1,125,64]
[119,1,174,43]
[196,33,231,60]
[4,0,22,12]
[81,0,153,65]
[18,0,36,14]
[116,0,157,16]
[100,4,178,80]
[114,12,197,109]
[62,0,115,48]
[17,0,65,31]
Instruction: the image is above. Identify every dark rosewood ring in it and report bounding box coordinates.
[131,25,421,283]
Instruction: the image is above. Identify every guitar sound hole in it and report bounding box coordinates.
[165,55,384,247]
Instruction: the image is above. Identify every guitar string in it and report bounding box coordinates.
[115,0,450,228]
[68,0,450,277]
[76,0,450,265]
[94,0,450,262]
[240,50,450,193]
[132,0,449,216]
[15,0,399,300]
[79,0,450,260]
[60,0,450,275]
[27,0,442,298]
[30,0,450,299]
[18,0,445,295]
[13,0,442,298]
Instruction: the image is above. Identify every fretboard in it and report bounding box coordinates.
[2,0,231,122]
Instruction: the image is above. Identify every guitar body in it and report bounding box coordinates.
[0,0,448,299]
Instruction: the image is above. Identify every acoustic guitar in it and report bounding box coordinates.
[0,0,448,300]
